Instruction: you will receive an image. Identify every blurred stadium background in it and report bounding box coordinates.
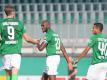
[0,0,107,80]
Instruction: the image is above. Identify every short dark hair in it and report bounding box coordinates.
[94,23,103,32]
[4,5,15,16]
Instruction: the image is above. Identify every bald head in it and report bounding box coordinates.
[41,20,51,33]
[42,20,50,27]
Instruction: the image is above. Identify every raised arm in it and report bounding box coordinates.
[77,46,91,62]
[23,33,39,44]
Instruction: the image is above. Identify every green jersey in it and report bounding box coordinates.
[45,29,61,56]
[88,34,107,64]
[0,18,26,54]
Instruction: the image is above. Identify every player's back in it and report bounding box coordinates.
[91,33,107,64]
[0,18,25,54]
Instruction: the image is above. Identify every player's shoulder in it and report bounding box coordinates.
[0,18,6,25]
[101,34,106,37]
[101,34,107,39]
[0,18,6,22]
[0,18,3,22]
[14,18,22,23]
[90,35,97,40]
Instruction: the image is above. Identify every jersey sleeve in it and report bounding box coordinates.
[45,34,52,42]
[88,36,96,47]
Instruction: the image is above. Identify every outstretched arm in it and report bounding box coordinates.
[61,43,76,75]
[60,43,72,63]
[23,33,39,44]
[77,46,91,63]
[36,40,47,51]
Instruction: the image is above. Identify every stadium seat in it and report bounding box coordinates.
[45,4,51,11]
[21,5,27,12]
[23,13,27,23]
[101,3,107,11]
[104,12,107,24]
[34,0,42,3]
[47,13,51,21]
[0,0,3,3]
[0,6,3,11]
[31,13,35,23]
[12,0,18,3]
[77,4,83,11]
[70,13,74,24]
[1,0,107,47]
[93,3,99,11]
[19,0,26,3]
[87,12,91,24]
[78,12,83,24]
[38,13,43,24]
[62,13,66,23]
[29,5,34,12]
[27,0,34,3]
[95,12,99,22]
[85,4,91,11]
[53,4,59,11]
[69,4,75,11]
[37,4,43,11]
[61,4,66,11]
[14,5,19,12]
[54,13,58,24]
[4,0,10,3]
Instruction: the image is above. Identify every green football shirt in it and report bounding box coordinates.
[0,18,26,54]
[88,33,107,64]
[45,29,61,56]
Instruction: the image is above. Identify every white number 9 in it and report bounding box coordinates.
[7,26,15,40]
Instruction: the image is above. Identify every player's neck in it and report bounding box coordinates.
[6,15,15,19]
[46,28,51,33]
[96,32,102,34]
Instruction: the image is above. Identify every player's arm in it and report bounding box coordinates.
[20,21,39,44]
[36,40,47,51]
[75,36,95,63]
[37,34,50,51]
[60,43,72,63]
[60,43,74,70]
[76,46,91,63]
[23,33,39,44]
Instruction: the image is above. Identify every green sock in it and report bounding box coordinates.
[7,75,11,80]
[11,73,18,80]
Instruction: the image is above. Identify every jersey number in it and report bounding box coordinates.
[55,37,60,50]
[98,42,107,57]
[7,26,15,40]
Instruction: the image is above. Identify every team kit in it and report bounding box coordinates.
[0,5,107,80]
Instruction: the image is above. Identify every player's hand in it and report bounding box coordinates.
[68,68,77,80]
[35,39,40,44]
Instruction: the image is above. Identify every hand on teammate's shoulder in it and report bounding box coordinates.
[35,39,40,44]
